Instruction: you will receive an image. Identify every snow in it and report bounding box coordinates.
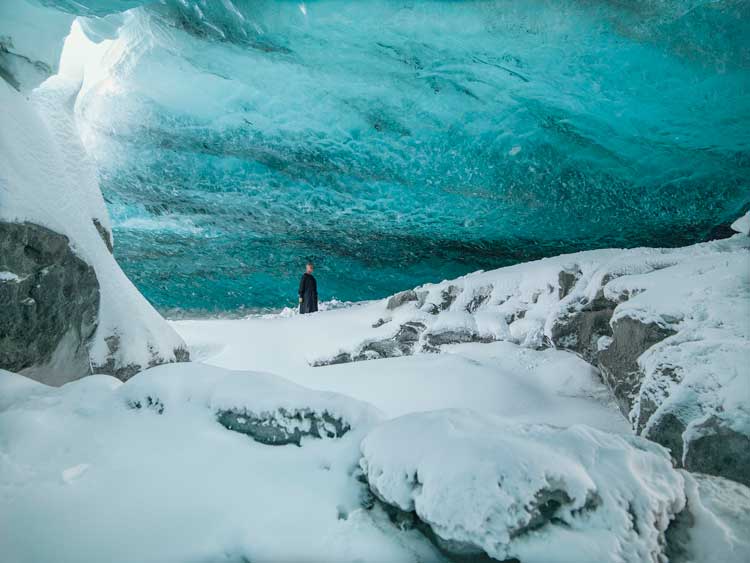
[0,62,186,377]
[171,315,627,432]
[0,271,21,282]
[285,234,749,450]
[1,270,748,561]
[731,211,750,235]
[0,366,445,563]
[360,410,686,563]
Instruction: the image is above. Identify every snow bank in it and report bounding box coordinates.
[360,409,686,563]
[119,362,381,444]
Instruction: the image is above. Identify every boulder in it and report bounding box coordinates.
[0,221,99,385]
[598,315,676,418]
[217,408,351,446]
[360,410,686,563]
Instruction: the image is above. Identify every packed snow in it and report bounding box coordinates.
[3,264,749,561]
[360,410,685,563]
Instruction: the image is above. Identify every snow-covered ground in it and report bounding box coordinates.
[2,295,748,562]
[173,308,626,431]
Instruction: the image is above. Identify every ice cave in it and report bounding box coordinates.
[1,1,749,562]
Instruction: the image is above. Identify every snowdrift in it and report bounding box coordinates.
[315,232,750,484]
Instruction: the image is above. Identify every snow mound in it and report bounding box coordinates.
[731,211,750,235]
[360,409,686,563]
[0,365,431,563]
[119,362,381,444]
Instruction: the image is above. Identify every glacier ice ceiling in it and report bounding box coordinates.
[52,0,750,313]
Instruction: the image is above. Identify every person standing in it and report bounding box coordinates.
[298,261,318,314]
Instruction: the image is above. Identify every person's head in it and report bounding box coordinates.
[306,261,314,274]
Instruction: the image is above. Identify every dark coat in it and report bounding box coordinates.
[298,272,318,314]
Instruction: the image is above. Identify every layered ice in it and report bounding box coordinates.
[43,0,750,312]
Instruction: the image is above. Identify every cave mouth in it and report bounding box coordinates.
[56,0,749,315]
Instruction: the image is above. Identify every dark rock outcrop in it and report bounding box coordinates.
[425,328,492,347]
[598,316,676,418]
[217,408,351,446]
[681,416,750,486]
[387,290,419,310]
[92,218,113,252]
[549,294,617,364]
[0,221,99,385]
[558,266,582,299]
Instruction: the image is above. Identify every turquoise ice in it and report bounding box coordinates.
[56,0,749,313]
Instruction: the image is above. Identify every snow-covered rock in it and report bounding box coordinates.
[319,233,750,484]
[666,473,750,563]
[120,362,381,446]
[0,14,188,384]
[731,211,750,236]
[1,365,439,563]
[360,409,686,563]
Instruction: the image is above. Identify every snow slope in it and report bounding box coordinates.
[0,365,445,563]
[0,55,187,380]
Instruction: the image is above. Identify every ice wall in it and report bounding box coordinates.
[55,0,750,312]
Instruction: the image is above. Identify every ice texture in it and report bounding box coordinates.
[47,0,750,312]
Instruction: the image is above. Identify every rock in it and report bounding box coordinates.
[598,315,676,418]
[92,218,113,252]
[91,335,189,382]
[549,294,618,364]
[425,328,491,347]
[0,221,99,385]
[439,285,461,310]
[466,285,492,313]
[360,411,686,563]
[311,352,353,367]
[357,321,426,360]
[642,412,687,466]
[558,265,582,299]
[682,416,750,486]
[216,408,351,446]
[386,290,418,310]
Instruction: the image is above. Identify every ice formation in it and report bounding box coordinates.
[25,0,750,312]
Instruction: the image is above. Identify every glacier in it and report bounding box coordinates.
[1,2,750,562]
[23,0,749,313]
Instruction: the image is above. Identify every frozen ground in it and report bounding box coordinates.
[1,297,748,562]
[174,307,627,432]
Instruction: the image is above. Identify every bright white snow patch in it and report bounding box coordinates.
[731,211,750,235]
[361,409,686,563]
[61,463,91,484]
